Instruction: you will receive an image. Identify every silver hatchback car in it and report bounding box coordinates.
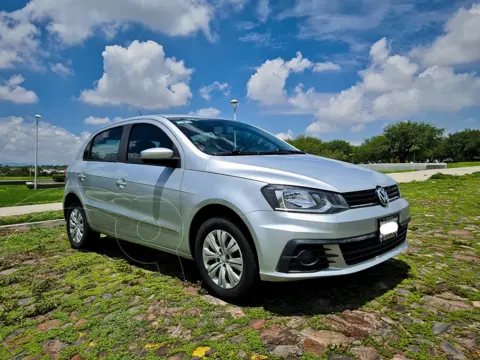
[64,115,410,299]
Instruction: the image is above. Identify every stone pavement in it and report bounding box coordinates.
[387,166,479,183]
[0,202,62,217]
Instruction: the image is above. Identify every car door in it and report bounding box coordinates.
[112,121,184,251]
[80,125,129,233]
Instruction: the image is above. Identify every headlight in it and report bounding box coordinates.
[261,185,349,214]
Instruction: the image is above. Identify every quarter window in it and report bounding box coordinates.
[127,124,174,162]
[89,127,123,162]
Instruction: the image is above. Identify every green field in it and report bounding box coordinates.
[447,161,480,168]
[1,173,479,360]
[0,185,64,208]
[0,211,63,226]
[0,177,51,181]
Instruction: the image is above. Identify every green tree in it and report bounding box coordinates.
[383,121,444,162]
[324,140,352,161]
[443,129,480,161]
[287,136,326,155]
[356,135,391,163]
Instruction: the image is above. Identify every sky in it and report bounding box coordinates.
[0,0,479,164]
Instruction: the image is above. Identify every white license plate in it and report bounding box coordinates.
[378,215,399,242]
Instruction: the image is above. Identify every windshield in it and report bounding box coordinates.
[169,118,302,156]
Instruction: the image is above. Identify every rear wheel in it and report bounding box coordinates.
[66,202,99,249]
[195,217,258,300]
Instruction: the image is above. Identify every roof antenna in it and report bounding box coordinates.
[138,110,142,116]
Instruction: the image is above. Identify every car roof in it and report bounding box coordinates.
[92,114,239,135]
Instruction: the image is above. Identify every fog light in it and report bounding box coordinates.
[298,250,320,266]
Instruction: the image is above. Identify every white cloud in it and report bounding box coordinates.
[51,62,74,77]
[278,0,450,53]
[308,36,480,131]
[19,0,216,44]
[235,21,257,31]
[247,52,313,106]
[80,40,193,110]
[372,66,480,116]
[199,81,229,100]
[0,12,39,69]
[314,85,373,125]
[360,38,418,93]
[351,124,365,132]
[188,107,221,117]
[238,32,276,47]
[279,0,390,49]
[306,122,339,134]
[0,74,38,104]
[287,84,331,113]
[84,116,122,125]
[257,0,271,22]
[313,61,341,72]
[0,116,90,165]
[275,129,294,140]
[411,4,480,66]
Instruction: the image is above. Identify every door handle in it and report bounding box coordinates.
[115,179,127,189]
[78,173,86,182]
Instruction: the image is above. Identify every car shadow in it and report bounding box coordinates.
[245,259,410,315]
[86,235,201,283]
[87,236,410,315]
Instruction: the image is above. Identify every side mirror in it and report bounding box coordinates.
[141,147,174,160]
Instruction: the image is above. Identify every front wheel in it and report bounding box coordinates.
[195,217,258,300]
[66,202,99,249]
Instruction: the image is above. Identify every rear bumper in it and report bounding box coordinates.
[245,197,410,282]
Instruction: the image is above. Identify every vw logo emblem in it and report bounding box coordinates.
[376,187,389,207]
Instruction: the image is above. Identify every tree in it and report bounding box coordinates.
[324,140,352,161]
[288,136,326,155]
[356,135,391,163]
[383,121,444,162]
[288,136,354,161]
[443,129,480,161]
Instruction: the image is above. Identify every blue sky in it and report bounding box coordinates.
[0,0,479,164]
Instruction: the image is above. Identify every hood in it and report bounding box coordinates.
[207,154,395,193]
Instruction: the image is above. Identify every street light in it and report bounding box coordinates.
[34,114,41,190]
[230,99,239,121]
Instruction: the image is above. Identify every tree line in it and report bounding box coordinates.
[287,121,480,164]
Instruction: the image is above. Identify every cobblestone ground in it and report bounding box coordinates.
[1,173,479,360]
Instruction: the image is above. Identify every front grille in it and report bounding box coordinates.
[339,224,408,266]
[343,185,400,208]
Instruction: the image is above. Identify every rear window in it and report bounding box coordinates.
[89,126,123,162]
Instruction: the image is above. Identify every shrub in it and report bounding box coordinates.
[52,173,65,182]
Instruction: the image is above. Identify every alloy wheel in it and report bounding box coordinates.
[69,209,84,244]
[202,230,244,289]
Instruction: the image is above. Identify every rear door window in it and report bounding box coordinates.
[89,126,123,162]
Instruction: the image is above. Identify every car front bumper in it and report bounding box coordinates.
[245,197,410,282]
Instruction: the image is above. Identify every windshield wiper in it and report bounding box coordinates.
[262,149,305,155]
[215,150,259,156]
[214,149,305,156]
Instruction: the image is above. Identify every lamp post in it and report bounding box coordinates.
[34,114,41,190]
[230,99,238,121]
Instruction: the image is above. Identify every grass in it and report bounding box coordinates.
[0,173,479,360]
[381,169,419,174]
[447,161,480,168]
[0,176,51,181]
[0,185,64,208]
[0,211,63,226]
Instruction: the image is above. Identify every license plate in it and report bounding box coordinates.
[378,214,399,242]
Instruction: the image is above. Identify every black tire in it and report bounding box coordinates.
[195,217,258,300]
[65,202,99,249]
